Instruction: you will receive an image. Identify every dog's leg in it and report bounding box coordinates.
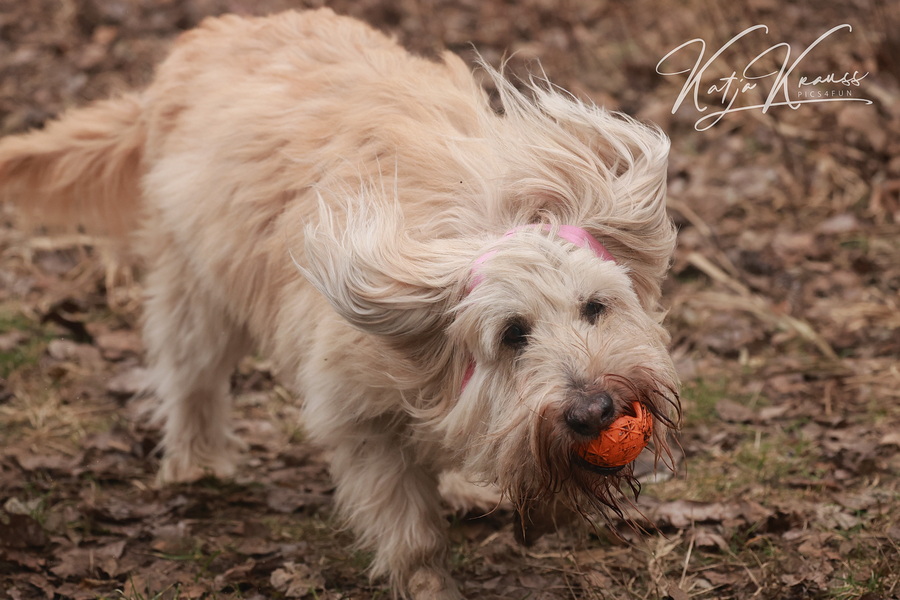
[142,245,251,484]
[325,416,462,600]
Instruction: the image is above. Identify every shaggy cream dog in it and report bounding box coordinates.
[0,9,680,598]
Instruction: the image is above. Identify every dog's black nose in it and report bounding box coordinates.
[565,391,616,438]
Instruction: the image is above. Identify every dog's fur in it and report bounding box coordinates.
[0,9,680,598]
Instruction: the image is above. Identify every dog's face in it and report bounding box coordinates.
[444,229,680,515]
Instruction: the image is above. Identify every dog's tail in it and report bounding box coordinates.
[0,93,146,236]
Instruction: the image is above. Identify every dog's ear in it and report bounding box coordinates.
[544,107,673,310]
[575,111,674,312]
[537,98,676,310]
[298,195,472,343]
[489,70,675,311]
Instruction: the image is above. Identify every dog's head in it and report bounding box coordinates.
[300,67,681,520]
[444,224,680,519]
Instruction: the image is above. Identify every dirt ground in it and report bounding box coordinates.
[1,0,899,599]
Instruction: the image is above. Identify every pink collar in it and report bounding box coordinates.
[462,225,615,390]
[468,225,615,291]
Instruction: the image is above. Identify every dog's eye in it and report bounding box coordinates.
[582,299,607,324]
[501,318,531,350]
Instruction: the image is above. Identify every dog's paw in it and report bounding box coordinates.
[156,454,237,486]
[155,437,244,486]
[407,567,463,600]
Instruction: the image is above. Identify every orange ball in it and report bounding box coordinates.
[575,401,653,469]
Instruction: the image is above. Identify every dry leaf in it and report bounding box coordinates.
[270,562,325,598]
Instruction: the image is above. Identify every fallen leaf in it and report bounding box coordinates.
[46,339,102,365]
[582,570,612,588]
[666,582,690,600]
[814,504,860,530]
[716,399,756,423]
[51,540,127,579]
[265,487,316,514]
[11,451,81,473]
[2,551,47,575]
[831,490,881,512]
[270,562,324,598]
[94,329,142,360]
[106,366,149,397]
[817,213,859,234]
[838,103,888,151]
[692,528,728,551]
[0,509,47,548]
[84,428,140,454]
[879,432,900,448]
[215,558,258,587]
[771,230,817,263]
[781,558,834,588]
[758,404,791,421]
[4,496,43,515]
[0,331,27,352]
[644,499,771,529]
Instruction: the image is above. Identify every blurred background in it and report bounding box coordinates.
[0,1,898,599]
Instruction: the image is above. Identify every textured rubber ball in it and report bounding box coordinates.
[575,401,653,469]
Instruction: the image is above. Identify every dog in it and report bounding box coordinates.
[0,9,681,598]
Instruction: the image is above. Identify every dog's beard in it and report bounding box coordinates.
[530,372,680,517]
[452,366,680,523]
